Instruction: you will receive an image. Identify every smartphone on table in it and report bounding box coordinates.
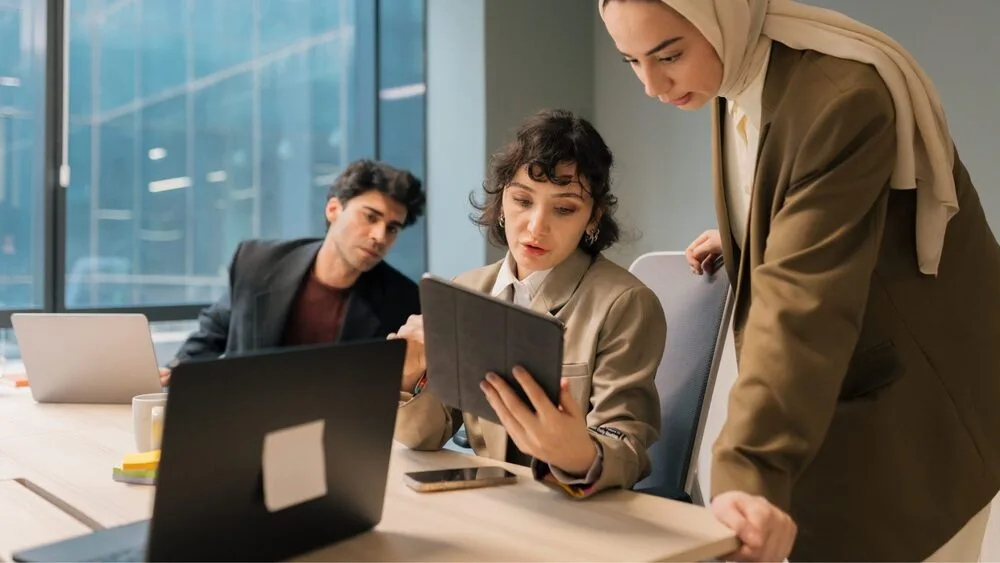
[403,466,518,493]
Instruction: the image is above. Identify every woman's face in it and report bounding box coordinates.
[601,1,723,110]
[501,162,596,279]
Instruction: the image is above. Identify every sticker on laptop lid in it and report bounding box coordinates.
[262,419,328,512]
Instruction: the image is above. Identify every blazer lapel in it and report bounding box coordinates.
[732,121,773,307]
[253,241,322,349]
[528,249,592,316]
[337,279,382,342]
[730,43,797,322]
[712,98,740,290]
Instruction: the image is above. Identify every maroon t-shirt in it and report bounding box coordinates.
[281,270,351,346]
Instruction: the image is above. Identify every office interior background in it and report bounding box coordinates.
[1,0,997,553]
[0,0,424,359]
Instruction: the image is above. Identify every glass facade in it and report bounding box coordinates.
[0,0,46,310]
[0,0,426,312]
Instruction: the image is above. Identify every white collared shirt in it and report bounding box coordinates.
[724,48,771,248]
[489,253,552,307]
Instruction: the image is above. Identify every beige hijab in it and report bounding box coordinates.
[602,0,957,275]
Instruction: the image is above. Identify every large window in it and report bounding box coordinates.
[0,0,426,334]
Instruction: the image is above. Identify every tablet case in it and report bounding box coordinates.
[419,274,564,425]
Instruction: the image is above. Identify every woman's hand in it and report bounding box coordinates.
[712,491,797,562]
[388,314,426,392]
[481,366,597,475]
[686,229,723,274]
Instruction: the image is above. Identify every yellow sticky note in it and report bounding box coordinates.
[123,449,160,471]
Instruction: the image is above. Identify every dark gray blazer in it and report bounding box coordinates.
[171,238,420,364]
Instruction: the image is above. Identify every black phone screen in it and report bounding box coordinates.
[405,466,515,484]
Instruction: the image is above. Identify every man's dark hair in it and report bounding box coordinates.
[471,109,620,255]
[327,159,426,228]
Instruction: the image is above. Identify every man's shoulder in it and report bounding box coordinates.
[235,238,323,264]
[228,238,323,294]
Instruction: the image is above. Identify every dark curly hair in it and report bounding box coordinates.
[327,159,426,228]
[471,109,620,255]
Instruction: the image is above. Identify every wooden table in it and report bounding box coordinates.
[0,386,738,561]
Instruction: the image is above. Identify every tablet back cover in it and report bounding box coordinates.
[419,274,564,425]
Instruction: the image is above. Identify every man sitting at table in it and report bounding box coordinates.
[159,159,425,387]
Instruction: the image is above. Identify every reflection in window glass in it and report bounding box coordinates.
[0,1,46,310]
[379,0,427,282]
[63,0,426,309]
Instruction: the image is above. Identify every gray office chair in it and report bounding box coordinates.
[450,424,471,450]
[629,251,733,505]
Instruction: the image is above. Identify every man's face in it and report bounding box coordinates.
[325,190,408,273]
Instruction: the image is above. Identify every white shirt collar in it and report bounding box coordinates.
[490,253,552,302]
[726,47,771,130]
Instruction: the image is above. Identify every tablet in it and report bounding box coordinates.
[419,273,564,425]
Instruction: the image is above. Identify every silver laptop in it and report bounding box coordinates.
[11,313,164,404]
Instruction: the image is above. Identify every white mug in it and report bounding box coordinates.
[132,392,168,452]
[150,406,165,451]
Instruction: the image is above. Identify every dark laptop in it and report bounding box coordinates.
[13,339,406,562]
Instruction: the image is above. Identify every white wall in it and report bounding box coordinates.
[590,2,1000,556]
[592,39,715,267]
[482,0,597,264]
[426,0,595,276]
[426,0,489,279]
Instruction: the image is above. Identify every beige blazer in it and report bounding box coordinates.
[394,249,666,496]
[710,42,1000,561]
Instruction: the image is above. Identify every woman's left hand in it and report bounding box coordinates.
[481,366,597,475]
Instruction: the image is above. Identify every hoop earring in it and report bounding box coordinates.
[586,227,600,245]
[498,214,505,228]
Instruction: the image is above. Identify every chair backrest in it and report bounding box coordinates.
[629,251,733,500]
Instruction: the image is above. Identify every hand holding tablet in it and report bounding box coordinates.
[417,274,564,425]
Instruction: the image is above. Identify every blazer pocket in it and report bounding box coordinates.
[561,363,592,411]
[838,341,903,401]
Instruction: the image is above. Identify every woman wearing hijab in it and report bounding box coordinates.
[600,1,999,561]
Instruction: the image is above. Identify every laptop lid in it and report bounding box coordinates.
[10,313,163,404]
[146,339,405,561]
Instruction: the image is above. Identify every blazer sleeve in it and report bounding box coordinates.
[393,390,463,451]
[711,85,897,511]
[534,285,666,497]
[171,242,243,365]
[392,274,458,450]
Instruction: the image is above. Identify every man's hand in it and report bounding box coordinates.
[481,367,596,476]
[388,314,426,392]
[685,229,723,274]
[711,491,797,562]
[159,367,171,387]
